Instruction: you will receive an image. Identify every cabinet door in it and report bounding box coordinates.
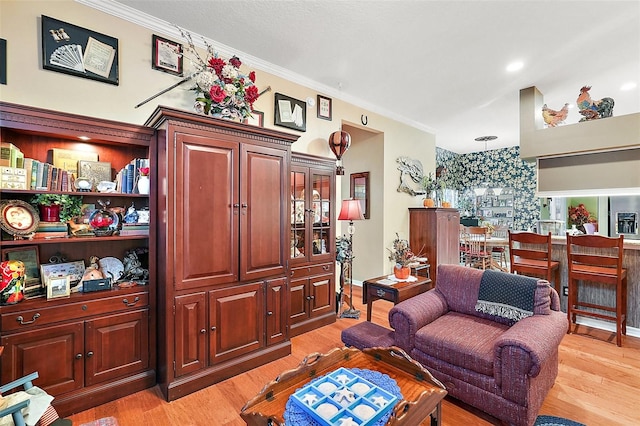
[266,277,287,345]
[174,293,207,377]
[174,132,240,290]
[288,277,309,325]
[309,168,334,264]
[309,274,335,318]
[84,309,150,386]
[290,164,308,265]
[1,322,83,396]
[240,145,287,281]
[209,282,264,365]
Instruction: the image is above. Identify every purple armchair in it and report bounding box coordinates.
[387,264,567,426]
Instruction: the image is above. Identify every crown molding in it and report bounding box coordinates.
[77,0,436,134]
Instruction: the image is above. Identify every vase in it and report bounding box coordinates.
[39,204,61,222]
[393,265,411,280]
[137,175,150,195]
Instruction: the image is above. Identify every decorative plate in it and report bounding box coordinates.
[0,200,39,236]
[98,256,124,282]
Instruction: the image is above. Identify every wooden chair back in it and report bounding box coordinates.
[566,234,625,285]
[508,231,560,291]
[464,226,490,269]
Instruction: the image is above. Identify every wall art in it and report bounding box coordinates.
[151,34,183,76]
[274,93,306,132]
[41,15,119,85]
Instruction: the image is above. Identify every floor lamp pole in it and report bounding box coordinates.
[340,219,360,319]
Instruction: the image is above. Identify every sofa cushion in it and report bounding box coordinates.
[413,311,509,376]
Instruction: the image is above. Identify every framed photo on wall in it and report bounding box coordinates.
[243,110,264,127]
[317,95,332,121]
[41,15,119,85]
[350,172,370,219]
[274,93,306,132]
[151,34,183,76]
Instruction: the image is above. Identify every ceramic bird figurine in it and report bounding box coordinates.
[542,103,569,127]
[576,86,615,121]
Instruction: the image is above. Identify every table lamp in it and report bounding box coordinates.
[338,198,364,319]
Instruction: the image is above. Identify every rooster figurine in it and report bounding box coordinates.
[542,103,569,127]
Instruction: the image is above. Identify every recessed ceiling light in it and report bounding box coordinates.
[506,61,523,72]
[620,82,637,91]
[78,136,91,141]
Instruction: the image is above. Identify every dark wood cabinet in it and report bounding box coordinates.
[147,106,297,401]
[0,103,156,417]
[288,153,336,336]
[409,208,461,283]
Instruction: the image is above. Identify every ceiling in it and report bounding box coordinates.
[101,0,639,154]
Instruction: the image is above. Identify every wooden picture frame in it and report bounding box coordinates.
[0,199,39,237]
[274,93,306,132]
[151,34,183,76]
[47,275,71,299]
[2,245,41,287]
[350,172,370,219]
[317,95,332,121]
[77,160,112,189]
[243,110,264,127]
[52,148,99,176]
[41,15,119,85]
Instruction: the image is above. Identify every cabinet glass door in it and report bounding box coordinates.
[311,173,331,258]
[291,170,307,259]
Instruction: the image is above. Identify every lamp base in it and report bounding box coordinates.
[340,308,360,319]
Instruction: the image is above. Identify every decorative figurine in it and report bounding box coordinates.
[577,86,614,121]
[121,249,149,282]
[123,203,139,224]
[80,256,104,284]
[542,103,569,127]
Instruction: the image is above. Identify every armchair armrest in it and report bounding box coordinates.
[495,310,567,378]
[388,289,448,352]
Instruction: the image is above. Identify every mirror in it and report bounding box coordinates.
[350,172,370,219]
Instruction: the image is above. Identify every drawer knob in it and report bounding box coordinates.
[322,265,330,271]
[82,305,88,311]
[16,313,40,325]
[376,289,385,297]
[123,297,140,307]
[267,311,273,316]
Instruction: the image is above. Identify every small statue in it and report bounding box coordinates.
[121,250,148,282]
[123,203,139,224]
[577,86,614,121]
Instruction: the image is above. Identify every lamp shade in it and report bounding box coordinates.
[338,199,364,221]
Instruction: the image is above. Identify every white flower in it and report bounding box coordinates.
[221,64,238,79]
[224,83,238,95]
[195,71,216,91]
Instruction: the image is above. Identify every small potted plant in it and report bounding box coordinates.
[30,194,83,223]
[387,233,420,279]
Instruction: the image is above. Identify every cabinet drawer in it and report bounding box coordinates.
[1,292,148,332]
[291,263,333,279]
[367,285,396,303]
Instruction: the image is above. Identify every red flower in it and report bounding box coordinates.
[208,57,226,75]
[229,56,242,68]
[245,85,259,104]
[209,85,226,103]
[249,71,256,83]
[139,167,150,176]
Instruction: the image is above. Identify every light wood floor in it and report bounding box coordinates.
[69,286,640,425]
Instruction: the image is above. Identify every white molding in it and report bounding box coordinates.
[575,317,640,339]
[76,0,436,134]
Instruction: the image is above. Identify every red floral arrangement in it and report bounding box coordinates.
[568,203,594,226]
[139,167,150,176]
[179,27,259,120]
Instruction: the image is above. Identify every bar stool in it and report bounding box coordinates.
[566,234,627,347]
[508,231,561,294]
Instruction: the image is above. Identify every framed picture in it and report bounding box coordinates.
[40,260,85,288]
[41,15,119,85]
[151,34,183,76]
[0,199,39,237]
[350,172,370,219]
[616,212,638,235]
[274,93,306,132]
[317,95,332,121]
[77,160,112,189]
[0,38,6,85]
[47,275,71,299]
[243,110,264,127]
[1,246,41,287]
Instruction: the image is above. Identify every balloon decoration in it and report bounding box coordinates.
[328,130,351,175]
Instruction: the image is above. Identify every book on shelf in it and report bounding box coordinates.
[36,222,68,232]
[0,142,20,167]
[32,230,68,239]
[119,228,149,236]
[116,157,149,194]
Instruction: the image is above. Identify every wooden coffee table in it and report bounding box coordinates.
[240,346,447,426]
[363,275,432,321]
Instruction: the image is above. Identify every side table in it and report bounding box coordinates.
[363,275,432,321]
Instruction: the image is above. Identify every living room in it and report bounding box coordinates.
[1,1,639,426]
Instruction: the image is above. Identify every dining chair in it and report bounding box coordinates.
[566,233,627,346]
[464,226,491,270]
[490,225,509,269]
[508,231,560,294]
